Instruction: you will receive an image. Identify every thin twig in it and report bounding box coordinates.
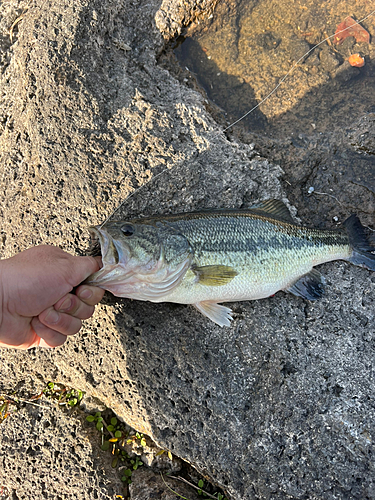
[168,475,221,500]
[1,394,50,409]
[160,472,190,500]
[311,191,343,207]
[9,3,30,42]
[101,418,116,439]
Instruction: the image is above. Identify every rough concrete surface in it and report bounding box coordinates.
[0,402,122,499]
[0,0,375,499]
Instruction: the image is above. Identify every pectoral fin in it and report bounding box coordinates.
[193,265,238,286]
[194,301,233,327]
[286,269,326,300]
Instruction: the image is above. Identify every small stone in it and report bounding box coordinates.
[319,46,340,71]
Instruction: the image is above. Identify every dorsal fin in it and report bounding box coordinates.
[249,199,295,223]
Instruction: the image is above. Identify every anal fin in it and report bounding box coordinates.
[286,269,326,300]
[194,301,233,327]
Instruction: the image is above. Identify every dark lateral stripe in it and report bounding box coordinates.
[193,233,348,254]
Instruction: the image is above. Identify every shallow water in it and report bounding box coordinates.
[174,0,375,139]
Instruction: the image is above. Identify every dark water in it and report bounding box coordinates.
[174,0,375,140]
[169,0,375,227]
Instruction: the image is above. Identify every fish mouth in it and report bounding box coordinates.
[84,226,125,287]
[87,227,103,257]
[88,226,120,264]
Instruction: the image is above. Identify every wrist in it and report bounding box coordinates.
[0,257,13,345]
[0,258,5,343]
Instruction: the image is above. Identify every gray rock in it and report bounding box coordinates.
[348,112,375,156]
[0,402,122,499]
[1,1,375,500]
[155,0,218,39]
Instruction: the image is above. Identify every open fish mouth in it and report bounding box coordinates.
[83,221,193,299]
[87,226,120,265]
[87,227,102,257]
[84,226,126,287]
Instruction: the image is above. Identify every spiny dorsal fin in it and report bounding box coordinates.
[286,269,326,300]
[249,199,295,223]
[193,265,238,286]
[194,301,233,327]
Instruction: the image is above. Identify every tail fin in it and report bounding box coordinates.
[344,215,375,271]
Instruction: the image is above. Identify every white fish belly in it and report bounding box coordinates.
[153,246,351,305]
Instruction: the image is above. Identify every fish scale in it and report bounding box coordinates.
[85,200,375,327]
[157,212,351,305]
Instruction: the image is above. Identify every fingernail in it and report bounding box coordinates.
[58,297,72,312]
[45,309,60,324]
[79,288,92,300]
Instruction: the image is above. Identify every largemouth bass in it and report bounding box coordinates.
[85,200,375,326]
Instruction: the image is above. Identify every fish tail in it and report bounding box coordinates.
[344,215,375,271]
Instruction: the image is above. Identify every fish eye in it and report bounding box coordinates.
[121,224,135,237]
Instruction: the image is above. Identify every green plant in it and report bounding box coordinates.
[0,396,14,423]
[127,431,146,447]
[86,411,105,431]
[86,409,147,488]
[198,479,207,496]
[121,468,132,484]
[1,383,84,425]
[85,411,228,499]
[43,382,84,408]
[130,456,143,470]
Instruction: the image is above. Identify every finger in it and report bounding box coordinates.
[67,255,103,288]
[31,317,68,348]
[54,293,95,320]
[38,307,82,336]
[75,285,105,306]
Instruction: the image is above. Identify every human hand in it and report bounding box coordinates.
[0,245,105,349]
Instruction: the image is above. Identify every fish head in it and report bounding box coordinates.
[85,219,193,301]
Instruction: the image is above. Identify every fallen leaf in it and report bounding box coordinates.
[334,17,370,45]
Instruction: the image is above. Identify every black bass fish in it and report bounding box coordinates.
[85,200,375,326]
